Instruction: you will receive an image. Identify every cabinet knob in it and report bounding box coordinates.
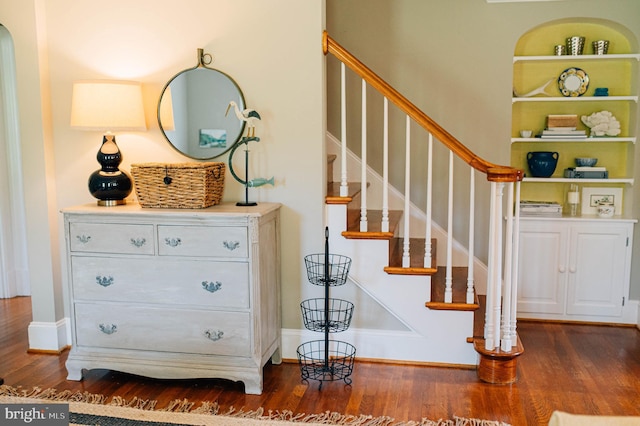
[96,276,114,287]
[559,266,566,273]
[204,329,224,341]
[223,240,240,251]
[164,237,182,247]
[130,238,147,248]
[76,235,91,244]
[569,266,577,273]
[202,281,222,293]
[98,324,117,335]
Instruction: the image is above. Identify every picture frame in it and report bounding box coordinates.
[199,129,227,148]
[581,187,623,216]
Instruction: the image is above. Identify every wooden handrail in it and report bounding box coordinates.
[323,31,522,183]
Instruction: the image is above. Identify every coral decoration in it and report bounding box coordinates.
[581,111,621,137]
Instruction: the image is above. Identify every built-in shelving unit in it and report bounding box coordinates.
[513,53,640,62]
[511,20,638,217]
[512,19,638,324]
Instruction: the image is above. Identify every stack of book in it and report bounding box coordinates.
[538,114,587,139]
[519,200,563,217]
[563,166,608,179]
[538,127,587,139]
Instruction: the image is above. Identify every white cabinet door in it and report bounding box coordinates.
[566,225,628,317]
[517,221,568,314]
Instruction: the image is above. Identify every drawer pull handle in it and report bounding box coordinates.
[131,238,147,248]
[165,237,182,247]
[223,240,240,251]
[204,329,224,341]
[99,324,117,335]
[76,235,91,244]
[202,281,222,293]
[96,276,114,287]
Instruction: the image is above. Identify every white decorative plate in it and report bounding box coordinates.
[557,67,589,97]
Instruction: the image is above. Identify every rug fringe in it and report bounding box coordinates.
[0,385,509,426]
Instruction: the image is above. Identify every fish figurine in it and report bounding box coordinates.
[248,177,274,188]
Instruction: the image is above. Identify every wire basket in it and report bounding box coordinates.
[296,340,356,386]
[304,254,352,287]
[300,298,354,333]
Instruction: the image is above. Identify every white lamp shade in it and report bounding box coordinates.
[70,80,146,131]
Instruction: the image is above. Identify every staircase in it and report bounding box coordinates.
[322,32,524,382]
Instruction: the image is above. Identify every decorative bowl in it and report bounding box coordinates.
[575,157,597,167]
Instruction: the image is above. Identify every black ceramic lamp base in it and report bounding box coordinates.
[89,134,132,206]
[88,169,132,206]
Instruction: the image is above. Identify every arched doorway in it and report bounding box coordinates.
[0,24,30,298]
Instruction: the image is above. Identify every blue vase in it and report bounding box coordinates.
[527,151,559,178]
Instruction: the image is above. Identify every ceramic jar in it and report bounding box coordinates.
[527,151,559,178]
[597,202,615,218]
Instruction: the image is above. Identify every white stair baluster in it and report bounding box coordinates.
[501,181,515,351]
[467,170,475,304]
[340,63,349,197]
[360,78,368,232]
[424,132,433,268]
[381,97,389,233]
[510,181,522,347]
[444,151,454,303]
[484,182,498,350]
[485,182,505,350]
[402,116,411,268]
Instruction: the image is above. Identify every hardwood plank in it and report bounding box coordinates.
[1,296,640,425]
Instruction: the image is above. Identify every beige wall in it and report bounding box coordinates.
[3,0,640,351]
[0,0,327,337]
[327,0,640,299]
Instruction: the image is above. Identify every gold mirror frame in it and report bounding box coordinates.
[157,49,246,159]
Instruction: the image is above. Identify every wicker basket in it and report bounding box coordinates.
[131,162,225,208]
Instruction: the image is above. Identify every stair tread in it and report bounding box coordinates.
[426,266,478,310]
[384,237,437,275]
[326,182,363,204]
[342,209,402,239]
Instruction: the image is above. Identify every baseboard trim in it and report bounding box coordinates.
[27,318,69,352]
[281,327,478,366]
[27,345,70,355]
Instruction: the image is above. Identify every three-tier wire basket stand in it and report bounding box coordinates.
[297,227,355,389]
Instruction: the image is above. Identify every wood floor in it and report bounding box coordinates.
[2,296,640,425]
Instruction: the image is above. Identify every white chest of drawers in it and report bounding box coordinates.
[62,202,281,394]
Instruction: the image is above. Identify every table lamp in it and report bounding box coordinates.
[70,80,146,206]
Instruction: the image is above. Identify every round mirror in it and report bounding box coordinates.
[158,56,246,160]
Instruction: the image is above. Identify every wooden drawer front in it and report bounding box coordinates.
[157,225,248,258]
[74,303,251,356]
[71,256,249,308]
[70,223,154,255]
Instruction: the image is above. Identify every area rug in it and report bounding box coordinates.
[0,385,510,426]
